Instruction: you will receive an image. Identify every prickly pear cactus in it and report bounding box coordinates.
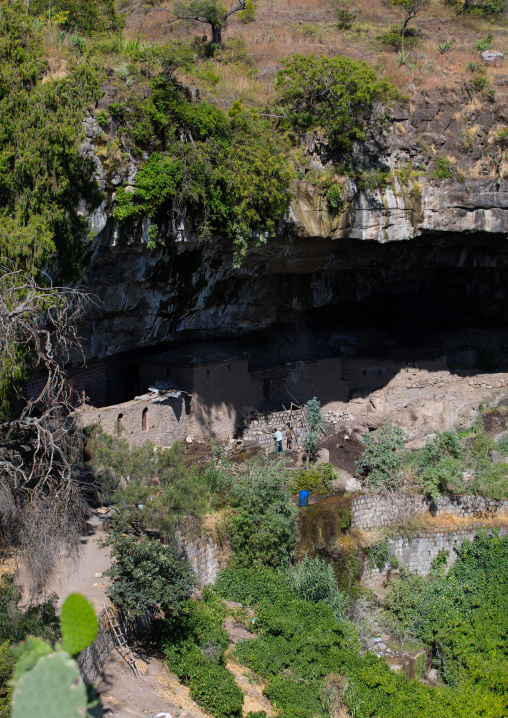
[61,593,98,656]
[11,650,88,718]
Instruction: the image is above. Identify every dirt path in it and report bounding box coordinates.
[46,511,111,610]
[98,651,207,718]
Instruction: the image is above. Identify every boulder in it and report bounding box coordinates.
[482,50,504,67]
[316,447,330,464]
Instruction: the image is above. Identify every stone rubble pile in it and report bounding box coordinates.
[322,409,354,424]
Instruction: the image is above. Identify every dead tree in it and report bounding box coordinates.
[0,266,92,594]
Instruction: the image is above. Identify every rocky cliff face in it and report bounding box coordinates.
[79,179,508,362]
[77,92,508,392]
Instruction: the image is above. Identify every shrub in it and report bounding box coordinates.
[409,430,464,501]
[474,34,493,52]
[30,0,121,34]
[0,576,59,645]
[285,554,349,621]
[378,26,420,51]
[384,532,508,694]
[303,397,323,461]
[189,664,243,718]
[288,463,335,495]
[433,157,453,179]
[497,434,508,454]
[335,6,357,29]
[438,40,453,54]
[0,641,13,718]
[227,457,298,568]
[105,530,195,620]
[276,54,399,153]
[95,108,109,127]
[215,566,294,605]
[356,420,406,491]
[365,540,390,570]
[326,183,343,211]
[154,589,243,718]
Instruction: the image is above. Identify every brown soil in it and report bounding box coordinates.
[321,429,365,475]
[42,512,112,610]
[98,650,207,718]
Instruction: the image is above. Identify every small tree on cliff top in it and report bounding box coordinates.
[171,0,250,48]
[276,54,399,154]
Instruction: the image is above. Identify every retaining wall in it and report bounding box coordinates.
[241,408,308,450]
[362,525,508,589]
[176,527,223,587]
[77,607,151,685]
[351,494,508,531]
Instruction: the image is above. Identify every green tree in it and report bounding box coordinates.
[227,457,298,567]
[0,1,103,276]
[303,396,322,462]
[105,530,195,620]
[392,0,429,37]
[113,86,293,262]
[276,54,399,154]
[29,0,121,34]
[171,0,249,48]
[356,419,406,491]
[90,431,214,534]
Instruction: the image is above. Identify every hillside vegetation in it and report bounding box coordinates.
[2,0,508,274]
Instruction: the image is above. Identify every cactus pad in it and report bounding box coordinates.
[12,650,88,718]
[61,593,98,656]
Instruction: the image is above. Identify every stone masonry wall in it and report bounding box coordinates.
[25,360,107,407]
[77,606,151,685]
[250,357,348,411]
[362,526,508,589]
[241,408,308,451]
[75,394,190,447]
[351,494,508,531]
[176,526,223,587]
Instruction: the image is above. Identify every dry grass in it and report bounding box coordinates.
[112,0,508,103]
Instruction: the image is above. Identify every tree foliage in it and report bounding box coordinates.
[90,430,212,538]
[227,457,298,567]
[276,54,399,153]
[392,0,429,35]
[171,0,248,47]
[356,420,406,491]
[385,531,508,693]
[29,0,121,34]
[113,82,293,263]
[105,530,195,620]
[408,430,464,502]
[0,1,103,276]
[303,396,322,461]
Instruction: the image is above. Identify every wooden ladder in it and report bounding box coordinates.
[104,605,141,677]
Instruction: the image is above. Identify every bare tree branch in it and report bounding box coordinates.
[0,264,93,594]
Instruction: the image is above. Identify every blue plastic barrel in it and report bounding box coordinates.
[299,490,309,507]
